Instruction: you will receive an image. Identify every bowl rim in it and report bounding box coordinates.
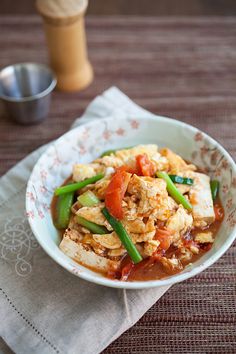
[26,114,236,289]
[0,62,57,102]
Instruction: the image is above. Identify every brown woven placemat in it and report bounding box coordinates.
[0,16,235,353]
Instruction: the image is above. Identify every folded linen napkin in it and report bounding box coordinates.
[0,87,170,354]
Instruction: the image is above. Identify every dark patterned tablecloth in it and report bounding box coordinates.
[0,16,235,354]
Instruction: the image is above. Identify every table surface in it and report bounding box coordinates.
[0,16,236,354]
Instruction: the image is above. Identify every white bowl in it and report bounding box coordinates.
[26,115,236,289]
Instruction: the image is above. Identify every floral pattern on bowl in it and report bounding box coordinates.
[26,115,236,289]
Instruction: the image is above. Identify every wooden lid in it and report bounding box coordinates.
[36,0,88,25]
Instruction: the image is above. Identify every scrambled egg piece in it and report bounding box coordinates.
[73,163,102,182]
[127,174,167,216]
[82,234,106,256]
[122,217,155,234]
[94,145,168,172]
[115,144,168,171]
[115,144,158,161]
[108,248,126,257]
[195,231,214,243]
[178,247,194,262]
[94,155,123,168]
[160,256,183,271]
[143,240,160,256]
[93,232,122,249]
[122,195,139,220]
[131,230,156,243]
[93,177,111,199]
[76,205,113,231]
[128,174,166,197]
[166,205,193,243]
[122,217,156,243]
[160,148,196,174]
[126,175,177,221]
[152,195,178,221]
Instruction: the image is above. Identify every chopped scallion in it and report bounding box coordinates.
[54,174,104,196]
[157,171,192,211]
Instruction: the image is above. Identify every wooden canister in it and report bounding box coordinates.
[36,0,93,91]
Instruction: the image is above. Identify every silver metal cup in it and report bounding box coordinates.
[0,63,57,125]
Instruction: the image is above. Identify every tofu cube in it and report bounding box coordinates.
[189,172,215,227]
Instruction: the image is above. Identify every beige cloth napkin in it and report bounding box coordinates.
[0,87,170,354]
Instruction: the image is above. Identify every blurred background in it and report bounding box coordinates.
[1,0,236,15]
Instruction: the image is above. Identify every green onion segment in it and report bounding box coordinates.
[54,192,74,229]
[76,215,109,234]
[77,190,100,207]
[169,174,193,185]
[102,207,142,264]
[54,174,104,196]
[210,180,220,201]
[157,171,192,211]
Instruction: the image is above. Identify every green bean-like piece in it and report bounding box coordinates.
[102,207,142,264]
[157,171,192,211]
[54,192,74,229]
[210,180,220,201]
[54,174,104,196]
[169,174,194,185]
[76,216,109,234]
[77,190,100,207]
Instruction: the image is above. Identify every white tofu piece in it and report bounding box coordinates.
[189,173,215,227]
[60,235,119,272]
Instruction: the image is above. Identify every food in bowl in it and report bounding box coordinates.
[52,144,224,281]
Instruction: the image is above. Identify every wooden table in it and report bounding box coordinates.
[0,16,236,353]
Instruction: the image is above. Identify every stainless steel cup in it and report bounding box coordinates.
[0,63,57,125]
